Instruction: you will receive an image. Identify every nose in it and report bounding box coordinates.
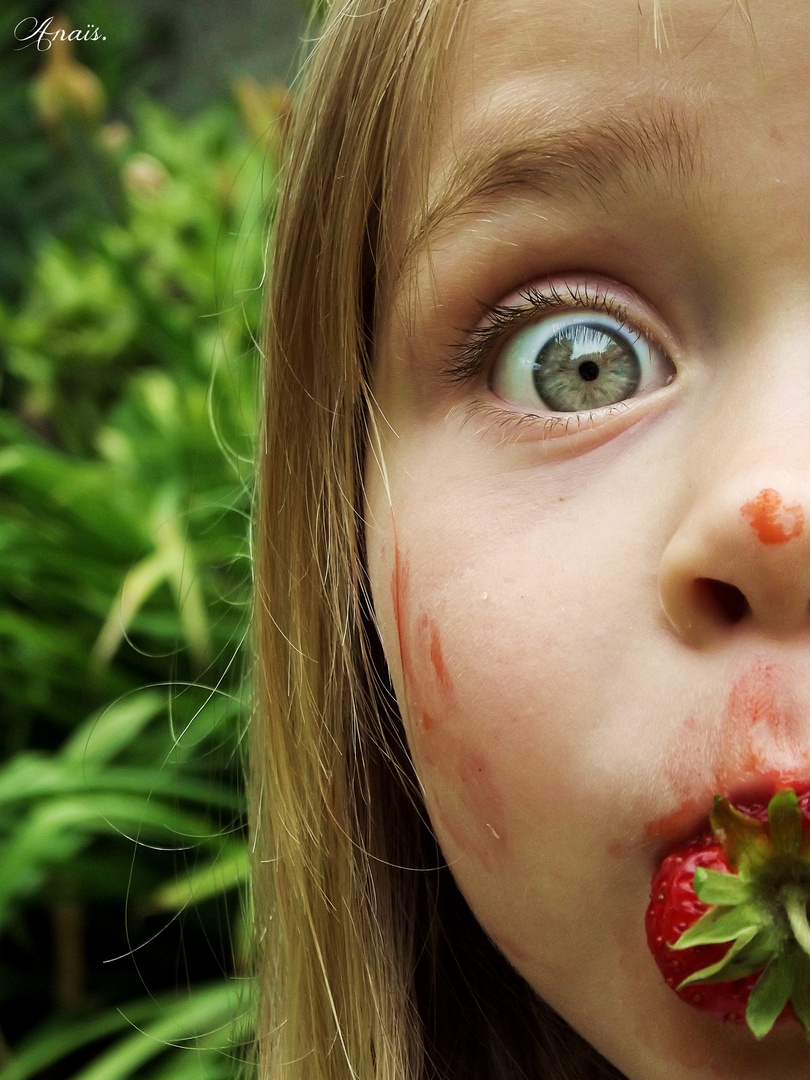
[659,480,810,646]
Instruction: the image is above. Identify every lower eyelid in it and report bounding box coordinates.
[461,388,667,449]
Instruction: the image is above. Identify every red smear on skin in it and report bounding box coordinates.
[421,710,439,734]
[429,620,453,697]
[492,931,532,966]
[645,658,810,843]
[388,521,507,859]
[429,740,509,869]
[416,612,455,702]
[390,538,414,692]
[740,488,804,544]
[390,529,454,734]
[645,798,706,843]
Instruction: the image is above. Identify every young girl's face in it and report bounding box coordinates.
[364,1,810,1076]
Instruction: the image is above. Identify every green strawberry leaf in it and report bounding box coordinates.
[684,935,774,985]
[693,867,752,906]
[768,789,803,859]
[745,949,798,1039]
[789,949,810,1036]
[677,926,760,989]
[671,903,761,950]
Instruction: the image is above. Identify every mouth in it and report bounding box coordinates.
[644,655,810,852]
[644,774,810,854]
[646,785,810,1038]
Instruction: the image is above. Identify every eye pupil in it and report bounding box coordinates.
[578,359,600,382]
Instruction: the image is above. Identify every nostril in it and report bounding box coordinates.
[694,578,750,626]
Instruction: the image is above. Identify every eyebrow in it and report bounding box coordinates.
[398,101,702,276]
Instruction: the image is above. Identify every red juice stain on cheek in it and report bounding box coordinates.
[416,612,454,702]
[389,533,455,735]
[490,930,532,966]
[643,797,706,843]
[429,740,509,868]
[740,488,804,544]
[390,541,412,685]
[386,533,506,867]
[429,622,453,696]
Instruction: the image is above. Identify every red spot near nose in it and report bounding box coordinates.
[740,488,804,544]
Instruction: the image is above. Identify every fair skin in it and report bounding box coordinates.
[364,1,810,1077]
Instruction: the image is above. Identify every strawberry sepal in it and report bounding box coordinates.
[670,902,762,949]
[658,787,810,1039]
[692,866,753,905]
[745,949,799,1038]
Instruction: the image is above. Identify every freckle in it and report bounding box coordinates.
[740,488,804,544]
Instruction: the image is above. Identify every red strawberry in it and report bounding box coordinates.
[646,788,810,1038]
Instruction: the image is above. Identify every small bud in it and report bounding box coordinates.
[31,15,105,130]
[122,153,169,198]
[98,121,131,155]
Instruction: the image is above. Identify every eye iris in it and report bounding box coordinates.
[532,322,641,412]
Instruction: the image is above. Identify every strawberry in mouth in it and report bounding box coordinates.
[646,787,810,1037]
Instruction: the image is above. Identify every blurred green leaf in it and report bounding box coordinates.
[69,982,251,1080]
[62,691,165,765]
[146,843,248,913]
[0,31,275,1077]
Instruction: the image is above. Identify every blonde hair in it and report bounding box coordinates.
[250,1,627,1076]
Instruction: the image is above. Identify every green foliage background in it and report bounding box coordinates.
[0,3,286,1074]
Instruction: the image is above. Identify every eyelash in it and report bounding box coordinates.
[444,280,667,432]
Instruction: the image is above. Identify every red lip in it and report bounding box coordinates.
[644,775,810,853]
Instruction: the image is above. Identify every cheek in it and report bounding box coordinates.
[384,521,611,875]
[389,537,507,869]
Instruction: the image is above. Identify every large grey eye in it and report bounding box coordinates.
[533,322,640,411]
[491,311,671,414]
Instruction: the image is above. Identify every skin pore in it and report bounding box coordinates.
[364,1,810,1078]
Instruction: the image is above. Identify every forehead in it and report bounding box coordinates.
[382,0,810,311]
[435,0,805,135]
